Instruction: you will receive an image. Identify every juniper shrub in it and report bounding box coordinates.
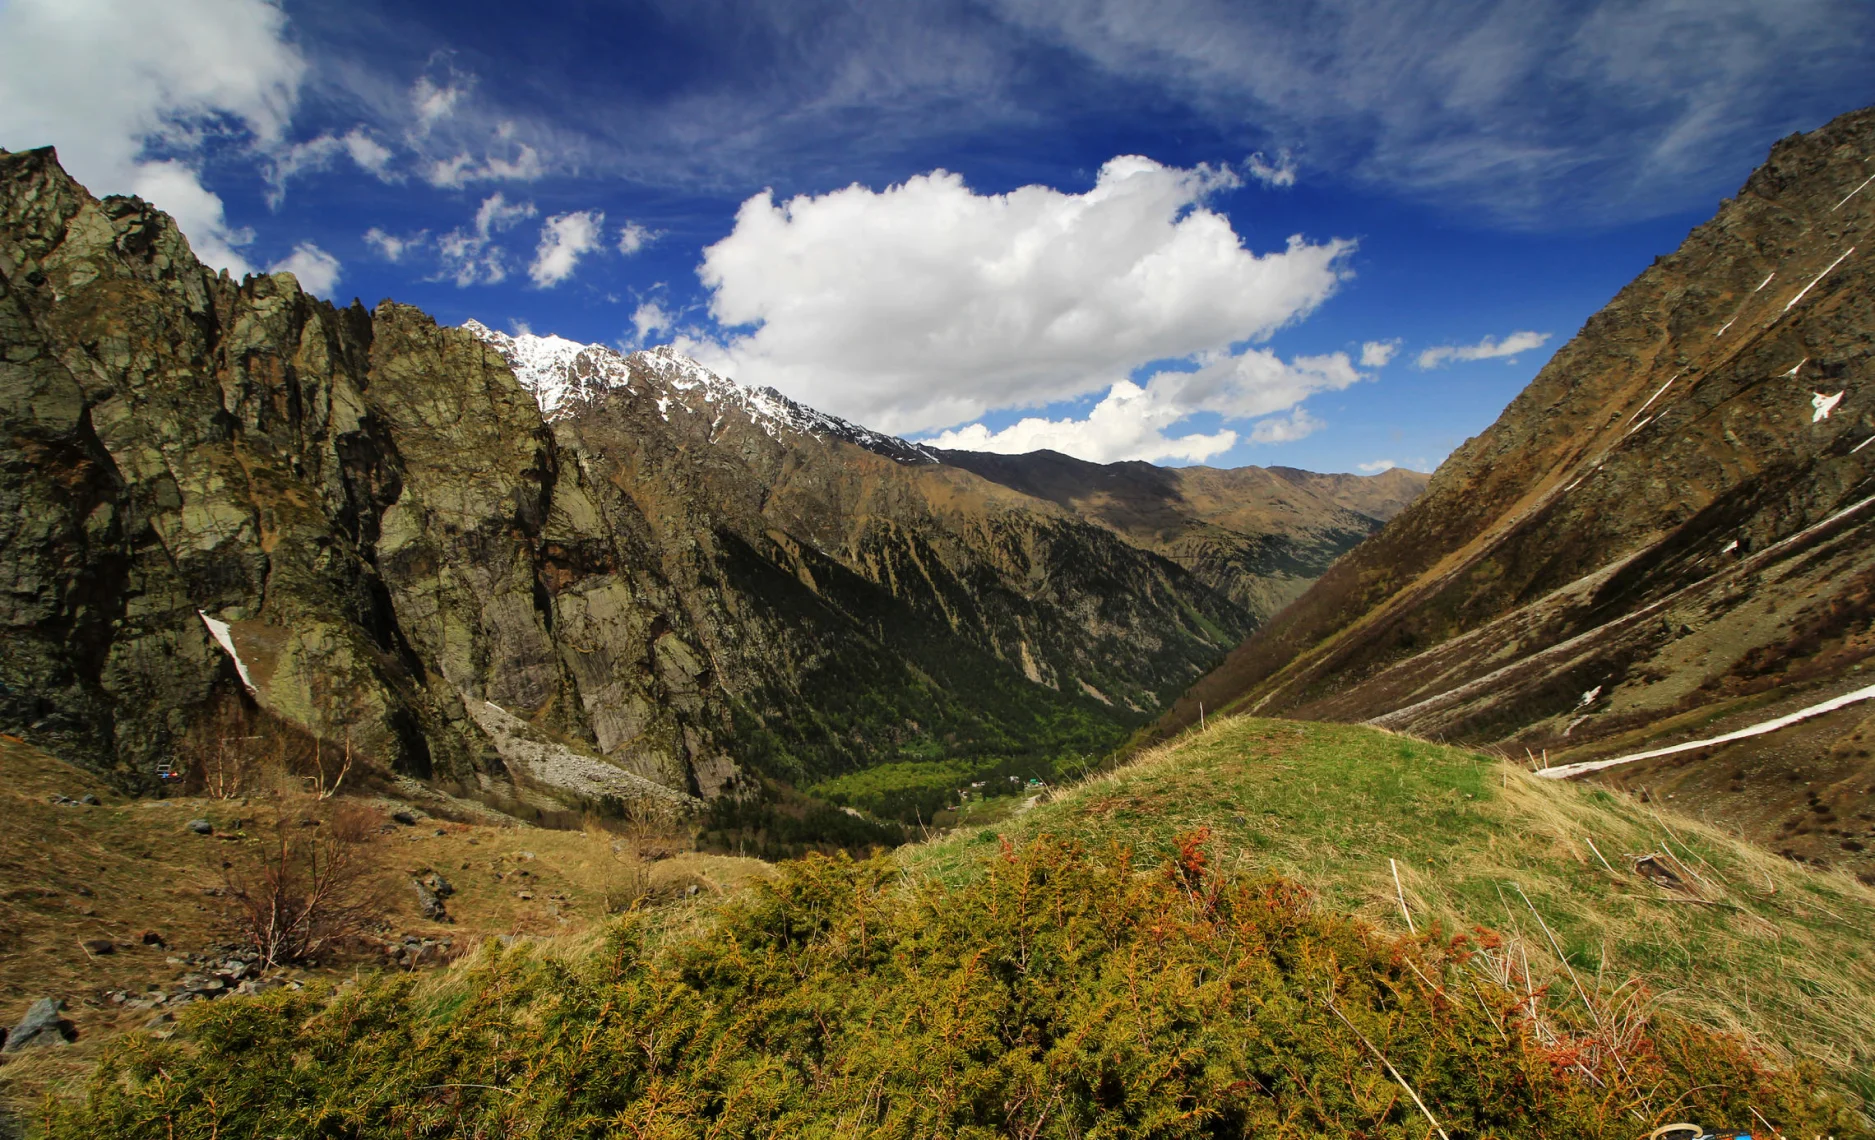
[46,834,1860,1138]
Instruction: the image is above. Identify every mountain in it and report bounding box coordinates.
[935,449,1427,622]
[1152,106,1875,874]
[0,145,1418,816]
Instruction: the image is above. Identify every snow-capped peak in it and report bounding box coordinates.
[464,321,936,464]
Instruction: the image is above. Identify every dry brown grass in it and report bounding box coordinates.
[0,734,770,1118]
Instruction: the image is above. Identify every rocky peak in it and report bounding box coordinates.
[465,321,939,465]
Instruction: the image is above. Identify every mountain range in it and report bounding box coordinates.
[0,144,1422,816]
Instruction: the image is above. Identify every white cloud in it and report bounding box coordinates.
[268,241,341,296]
[427,141,544,189]
[617,221,656,255]
[437,192,536,286]
[630,300,675,344]
[0,0,304,275]
[923,348,1361,463]
[692,156,1350,435]
[1245,149,1297,188]
[1415,330,1551,369]
[529,210,606,287]
[1359,338,1400,368]
[412,76,468,132]
[1357,458,1398,473]
[263,128,399,206]
[363,226,423,262]
[1248,406,1323,443]
[344,130,396,177]
[925,381,1239,464]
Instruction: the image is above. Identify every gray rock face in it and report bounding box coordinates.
[2,998,73,1051]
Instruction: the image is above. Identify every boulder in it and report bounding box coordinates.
[2,998,75,1052]
[187,819,214,835]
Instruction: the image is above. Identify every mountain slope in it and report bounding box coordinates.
[1152,106,1875,874]
[937,449,1427,622]
[1,146,1285,810]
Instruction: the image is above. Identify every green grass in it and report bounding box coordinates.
[912,718,1875,1104]
[32,717,1875,1137]
[807,753,1087,825]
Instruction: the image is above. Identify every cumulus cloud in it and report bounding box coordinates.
[923,348,1361,463]
[1245,149,1297,188]
[268,241,341,296]
[0,0,305,275]
[630,300,675,344]
[1360,339,1400,368]
[529,210,606,287]
[616,221,656,255]
[437,192,536,286]
[1415,330,1551,369]
[693,156,1351,435]
[1357,458,1399,473]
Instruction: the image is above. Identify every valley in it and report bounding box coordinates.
[3,85,1875,1140]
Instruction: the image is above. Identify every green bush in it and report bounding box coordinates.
[47,834,1858,1139]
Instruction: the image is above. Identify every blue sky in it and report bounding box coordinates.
[3,0,1871,474]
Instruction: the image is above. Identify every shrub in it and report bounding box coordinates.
[49,834,1862,1138]
[218,820,385,969]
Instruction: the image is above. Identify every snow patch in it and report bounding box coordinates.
[1627,373,1679,423]
[1751,271,1776,293]
[1537,680,1875,780]
[199,611,256,693]
[1813,390,1844,422]
[1853,436,1875,454]
[1833,171,1875,212]
[1576,685,1601,708]
[1782,247,1855,314]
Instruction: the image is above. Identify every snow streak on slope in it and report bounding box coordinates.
[464,320,937,464]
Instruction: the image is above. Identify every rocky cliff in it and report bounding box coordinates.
[2,146,1411,813]
[1156,106,1875,873]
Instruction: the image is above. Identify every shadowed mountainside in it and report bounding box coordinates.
[934,449,1427,623]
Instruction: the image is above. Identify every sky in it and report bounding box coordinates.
[2,1,1870,475]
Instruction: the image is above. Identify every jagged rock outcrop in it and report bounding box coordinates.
[0,146,744,804]
[1155,107,1875,872]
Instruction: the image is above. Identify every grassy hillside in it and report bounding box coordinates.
[19,719,1875,1137]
